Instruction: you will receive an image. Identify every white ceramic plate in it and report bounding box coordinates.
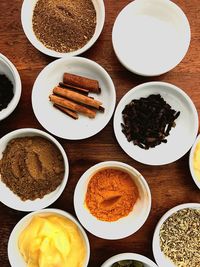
[8,209,90,267]
[0,128,69,211]
[32,57,116,140]
[21,0,105,57]
[152,203,200,267]
[74,161,151,240]
[101,253,158,267]
[189,134,200,189]
[113,82,199,166]
[112,0,191,76]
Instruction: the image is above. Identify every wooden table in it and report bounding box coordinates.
[0,0,200,266]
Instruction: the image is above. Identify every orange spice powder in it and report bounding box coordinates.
[85,168,139,222]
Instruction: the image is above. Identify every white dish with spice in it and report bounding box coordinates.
[0,53,21,121]
[32,57,116,140]
[113,82,199,165]
[21,0,105,58]
[152,203,200,267]
[0,128,69,211]
[112,0,191,76]
[8,208,90,267]
[101,253,158,267]
[189,134,200,189]
[74,161,151,240]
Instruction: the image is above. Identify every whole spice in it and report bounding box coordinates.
[85,168,139,222]
[121,94,180,149]
[159,208,200,267]
[0,136,64,201]
[32,0,96,53]
[0,74,14,111]
[112,260,144,267]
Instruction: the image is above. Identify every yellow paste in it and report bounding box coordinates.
[193,141,200,181]
[18,213,86,267]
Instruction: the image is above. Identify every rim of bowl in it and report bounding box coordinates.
[8,208,90,267]
[0,53,22,120]
[101,252,158,267]
[152,203,200,267]
[112,0,191,76]
[74,161,152,240]
[189,134,200,189]
[0,128,69,211]
[21,0,105,58]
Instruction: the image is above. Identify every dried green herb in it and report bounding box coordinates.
[159,208,200,267]
[111,260,144,267]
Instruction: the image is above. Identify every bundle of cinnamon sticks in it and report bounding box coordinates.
[49,72,104,119]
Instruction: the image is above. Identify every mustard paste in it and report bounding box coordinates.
[193,141,200,181]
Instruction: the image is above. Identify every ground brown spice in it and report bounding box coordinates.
[0,136,64,201]
[85,168,139,222]
[32,0,96,53]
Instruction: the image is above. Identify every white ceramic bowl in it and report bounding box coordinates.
[0,54,21,120]
[74,161,151,240]
[8,208,90,267]
[114,82,199,165]
[101,253,158,267]
[152,203,200,267]
[21,0,105,57]
[0,128,69,211]
[112,0,191,76]
[32,57,116,140]
[189,134,200,189]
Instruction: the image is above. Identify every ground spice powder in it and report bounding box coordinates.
[0,74,14,111]
[85,168,139,222]
[32,0,96,53]
[0,136,65,201]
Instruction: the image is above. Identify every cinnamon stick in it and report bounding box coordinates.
[59,82,89,95]
[49,94,96,118]
[53,104,78,120]
[63,72,101,94]
[53,86,102,109]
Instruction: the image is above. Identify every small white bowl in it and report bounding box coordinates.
[21,0,105,57]
[189,134,200,189]
[0,53,21,120]
[101,253,158,267]
[113,82,199,165]
[8,208,90,267]
[0,128,69,211]
[112,0,191,76]
[74,161,151,240]
[152,203,200,267]
[32,57,116,140]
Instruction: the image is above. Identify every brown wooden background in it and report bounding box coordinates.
[0,0,200,266]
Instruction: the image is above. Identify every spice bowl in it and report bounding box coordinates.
[114,82,199,165]
[189,134,200,189]
[8,208,90,267]
[112,0,191,76]
[0,53,21,121]
[74,161,151,240]
[101,253,158,267]
[21,0,105,57]
[152,203,200,267]
[0,128,69,211]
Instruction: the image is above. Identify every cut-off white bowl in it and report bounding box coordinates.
[112,0,191,76]
[8,209,90,267]
[21,0,105,57]
[74,161,151,240]
[0,53,21,120]
[0,128,69,211]
[101,253,158,267]
[189,134,200,189]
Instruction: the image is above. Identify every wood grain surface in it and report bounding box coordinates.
[0,0,200,266]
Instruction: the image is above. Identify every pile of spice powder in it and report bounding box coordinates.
[0,74,14,111]
[32,0,96,53]
[159,208,200,267]
[0,136,65,201]
[85,168,139,222]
